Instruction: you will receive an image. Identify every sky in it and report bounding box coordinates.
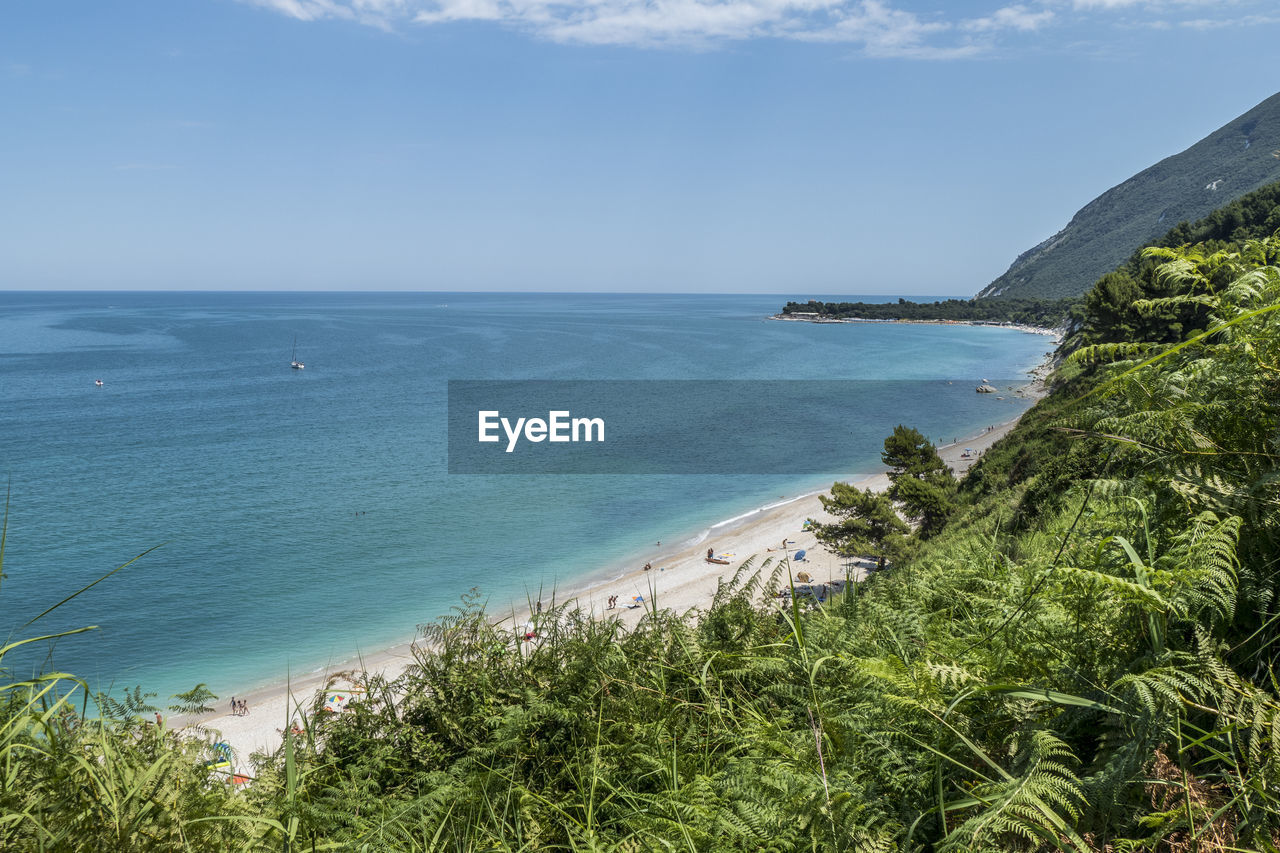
[2,0,1279,294]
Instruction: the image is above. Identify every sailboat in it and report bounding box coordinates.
[290,337,305,370]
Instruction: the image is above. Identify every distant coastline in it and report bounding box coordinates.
[770,312,1064,339]
[775,295,1077,331]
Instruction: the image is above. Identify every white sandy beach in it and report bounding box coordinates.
[181,394,1041,767]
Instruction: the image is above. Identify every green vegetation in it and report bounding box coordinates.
[817,483,908,569]
[4,234,1280,849]
[1075,179,1280,350]
[780,296,1078,327]
[881,425,957,538]
[979,91,1280,299]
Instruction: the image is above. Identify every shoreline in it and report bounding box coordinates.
[181,400,1044,764]
[770,313,1065,339]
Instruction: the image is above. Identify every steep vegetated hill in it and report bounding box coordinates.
[979,91,1280,299]
[1073,177,1280,346]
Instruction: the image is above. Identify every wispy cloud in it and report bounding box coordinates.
[241,0,413,29]
[962,4,1053,33]
[233,0,1276,50]
[1070,0,1143,8]
[1072,0,1237,8]
[1180,13,1280,29]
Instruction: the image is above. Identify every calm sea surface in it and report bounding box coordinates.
[0,292,1050,699]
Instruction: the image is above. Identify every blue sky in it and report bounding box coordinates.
[3,0,1279,294]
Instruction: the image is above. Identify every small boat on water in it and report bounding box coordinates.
[290,337,305,370]
[94,379,104,387]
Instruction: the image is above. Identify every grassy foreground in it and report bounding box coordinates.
[3,238,1280,850]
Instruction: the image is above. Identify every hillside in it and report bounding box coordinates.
[979,91,1280,299]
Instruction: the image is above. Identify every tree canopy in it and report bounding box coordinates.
[814,482,910,568]
[880,424,956,538]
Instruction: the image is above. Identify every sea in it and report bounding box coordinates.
[0,291,1052,701]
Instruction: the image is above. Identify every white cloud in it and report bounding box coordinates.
[962,4,1053,33]
[1071,0,1142,8]
[235,0,1278,50]
[1181,14,1280,29]
[413,0,508,26]
[239,0,980,50]
[241,0,353,21]
[1072,0,1236,8]
[240,0,411,27]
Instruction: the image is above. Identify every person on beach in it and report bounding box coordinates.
[155,712,162,726]
[536,600,542,615]
[707,547,714,559]
[643,562,651,571]
[230,697,236,714]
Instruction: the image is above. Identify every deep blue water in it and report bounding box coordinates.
[0,292,1051,700]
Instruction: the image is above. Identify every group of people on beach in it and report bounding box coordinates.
[229,697,250,717]
[606,595,619,609]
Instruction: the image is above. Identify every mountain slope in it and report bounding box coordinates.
[979,91,1280,299]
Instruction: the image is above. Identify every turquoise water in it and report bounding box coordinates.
[0,292,1050,699]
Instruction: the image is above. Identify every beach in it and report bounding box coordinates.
[183,404,1038,764]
